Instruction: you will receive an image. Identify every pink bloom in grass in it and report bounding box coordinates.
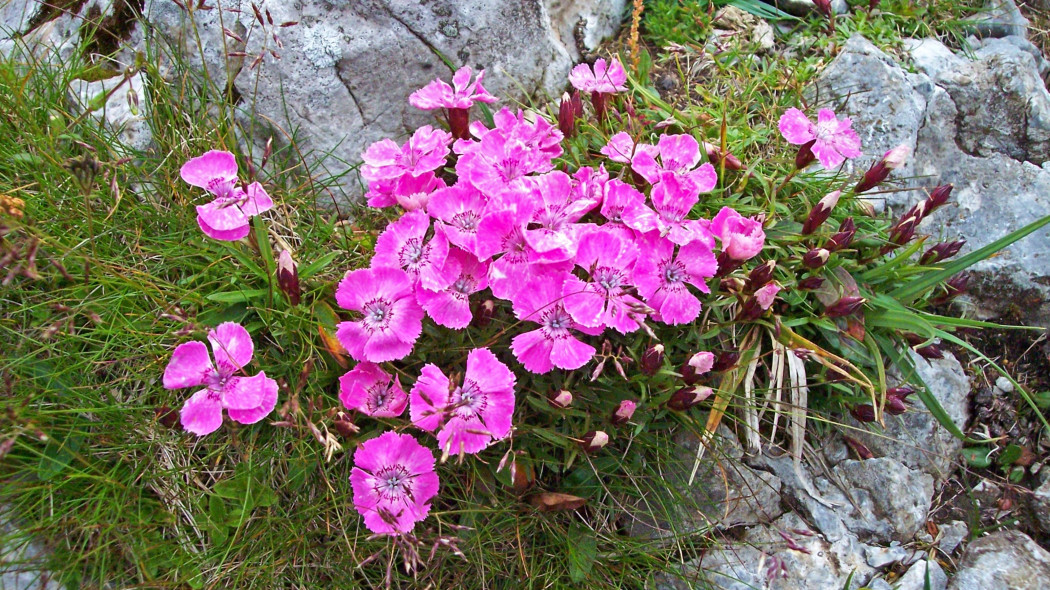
[622,173,715,246]
[710,206,765,261]
[510,272,598,374]
[755,282,781,310]
[416,248,489,329]
[475,204,574,302]
[409,67,497,111]
[360,126,453,183]
[778,108,862,169]
[339,362,408,417]
[365,171,446,212]
[181,150,273,241]
[426,182,488,255]
[524,171,599,262]
[633,233,718,325]
[599,178,649,224]
[601,131,656,164]
[372,210,450,290]
[562,227,645,333]
[410,348,516,456]
[335,267,424,363]
[163,322,278,436]
[350,431,439,535]
[568,58,628,94]
[631,134,718,193]
[455,109,563,196]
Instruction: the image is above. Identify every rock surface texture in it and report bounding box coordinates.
[1,0,627,202]
[948,530,1050,589]
[815,33,1050,325]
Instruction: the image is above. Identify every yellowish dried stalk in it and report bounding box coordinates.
[628,0,644,70]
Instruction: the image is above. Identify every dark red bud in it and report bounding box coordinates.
[825,296,866,318]
[447,107,471,140]
[844,435,874,459]
[580,430,609,453]
[813,0,833,17]
[558,91,583,138]
[640,344,665,376]
[711,350,740,373]
[914,344,944,359]
[472,299,496,328]
[884,395,908,415]
[798,276,825,290]
[715,251,743,278]
[925,184,953,212]
[802,248,830,269]
[886,386,916,400]
[666,385,714,411]
[869,0,881,10]
[155,405,180,429]
[826,217,856,252]
[919,240,966,265]
[795,139,817,169]
[720,277,746,293]
[276,250,301,306]
[591,91,609,124]
[333,412,360,438]
[802,191,841,235]
[854,161,890,194]
[736,296,765,322]
[548,389,573,409]
[748,260,776,289]
[930,273,969,306]
[704,142,743,170]
[850,404,877,423]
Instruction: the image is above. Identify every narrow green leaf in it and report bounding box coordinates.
[205,288,268,304]
[299,251,340,279]
[567,523,597,583]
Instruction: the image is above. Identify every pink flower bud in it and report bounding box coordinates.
[548,389,573,409]
[854,144,909,193]
[826,217,856,252]
[611,400,637,425]
[736,296,765,322]
[795,139,817,169]
[755,283,781,310]
[666,385,714,411]
[580,430,609,453]
[802,248,830,269]
[681,351,715,384]
[473,299,496,328]
[641,344,665,376]
[277,250,301,306]
[802,190,841,234]
[703,141,743,170]
[825,296,866,318]
[748,260,777,289]
[850,404,877,423]
[558,91,583,138]
[814,0,833,17]
[798,276,825,290]
[448,108,470,140]
[919,239,966,265]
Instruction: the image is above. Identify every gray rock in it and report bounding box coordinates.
[1031,477,1050,534]
[903,37,967,80]
[973,35,1050,79]
[761,0,849,17]
[850,351,970,483]
[864,543,907,568]
[70,72,153,153]
[994,375,1015,393]
[938,520,969,554]
[897,558,948,590]
[1,508,63,590]
[818,33,1050,325]
[972,0,1028,40]
[830,458,934,543]
[866,579,893,590]
[948,530,1050,590]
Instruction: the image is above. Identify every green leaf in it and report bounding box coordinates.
[567,523,597,583]
[37,436,80,481]
[889,214,1050,303]
[998,444,1023,466]
[299,251,340,279]
[961,447,993,468]
[205,288,268,304]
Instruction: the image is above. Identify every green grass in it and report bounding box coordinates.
[0,0,1020,588]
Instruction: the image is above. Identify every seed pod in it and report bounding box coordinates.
[666,385,714,411]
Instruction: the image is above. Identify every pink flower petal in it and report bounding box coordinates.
[197,215,250,241]
[207,322,254,372]
[510,329,555,374]
[163,341,213,390]
[180,150,237,189]
[226,373,278,424]
[221,372,266,410]
[778,108,815,145]
[410,364,451,432]
[180,389,224,436]
[550,335,596,370]
[196,197,251,231]
[240,182,274,216]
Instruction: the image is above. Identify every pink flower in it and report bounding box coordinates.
[633,233,718,325]
[339,362,408,417]
[710,207,765,261]
[630,134,718,192]
[410,348,516,455]
[365,172,446,211]
[755,283,781,310]
[335,267,424,363]
[561,227,645,333]
[523,171,598,262]
[416,248,489,329]
[350,431,439,535]
[599,178,649,224]
[455,109,562,196]
[180,150,273,241]
[778,108,862,169]
[510,272,597,373]
[621,173,715,246]
[568,58,628,94]
[426,182,488,255]
[360,126,453,183]
[163,322,278,436]
[409,67,497,110]
[600,132,656,164]
[372,210,450,291]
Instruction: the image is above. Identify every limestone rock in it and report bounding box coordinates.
[948,530,1050,590]
[897,558,948,590]
[1031,477,1050,534]
[972,0,1028,40]
[70,72,153,153]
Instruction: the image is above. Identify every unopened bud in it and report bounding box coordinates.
[720,276,746,293]
[448,107,471,140]
[666,385,714,411]
[802,248,830,269]
[825,296,866,318]
[579,430,609,453]
[869,0,881,10]
[715,251,743,278]
[640,344,665,376]
[681,351,715,384]
[884,395,908,416]
[826,217,856,252]
[276,250,301,306]
[795,139,817,169]
[854,145,909,193]
[333,411,360,438]
[919,239,965,265]
[736,296,765,322]
[611,400,637,425]
[473,299,496,328]
[703,141,743,170]
[711,350,740,373]
[755,283,781,310]
[558,91,583,138]
[748,260,776,290]
[548,389,573,409]
[155,405,180,429]
[802,190,841,234]
[914,343,944,359]
[850,404,877,423]
[886,386,916,400]
[924,184,952,212]
[813,0,833,17]
[798,276,825,290]
[930,273,969,306]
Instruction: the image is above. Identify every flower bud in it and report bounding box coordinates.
[854,144,909,193]
[919,240,965,265]
[914,343,944,359]
[155,405,180,429]
[720,276,746,293]
[884,395,908,416]
[666,385,714,411]
[748,260,776,290]
[825,296,865,318]
[276,250,301,306]
[548,389,573,409]
[736,296,765,322]
[795,139,817,169]
[798,276,825,290]
[681,351,715,384]
[802,190,841,235]
[924,184,952,212]
[755,283,781,310]
[813,0,833,17]
[930,273,969,306]
[611,400,637,425]
[850,404,877,423]
[641,344,665,376]
[703,141,743,170]
[826,217,856,252]
[715,251,743,277]
[711,350,739,373]
[333,411,360,438]
[448,107,471,140]
[802,248,830,269]
[579,430,609,453]
[558,91,583,138]
[844,435,874,459]
[869,0,881,10]
[472,299,496,328]
[886,386,916,399]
